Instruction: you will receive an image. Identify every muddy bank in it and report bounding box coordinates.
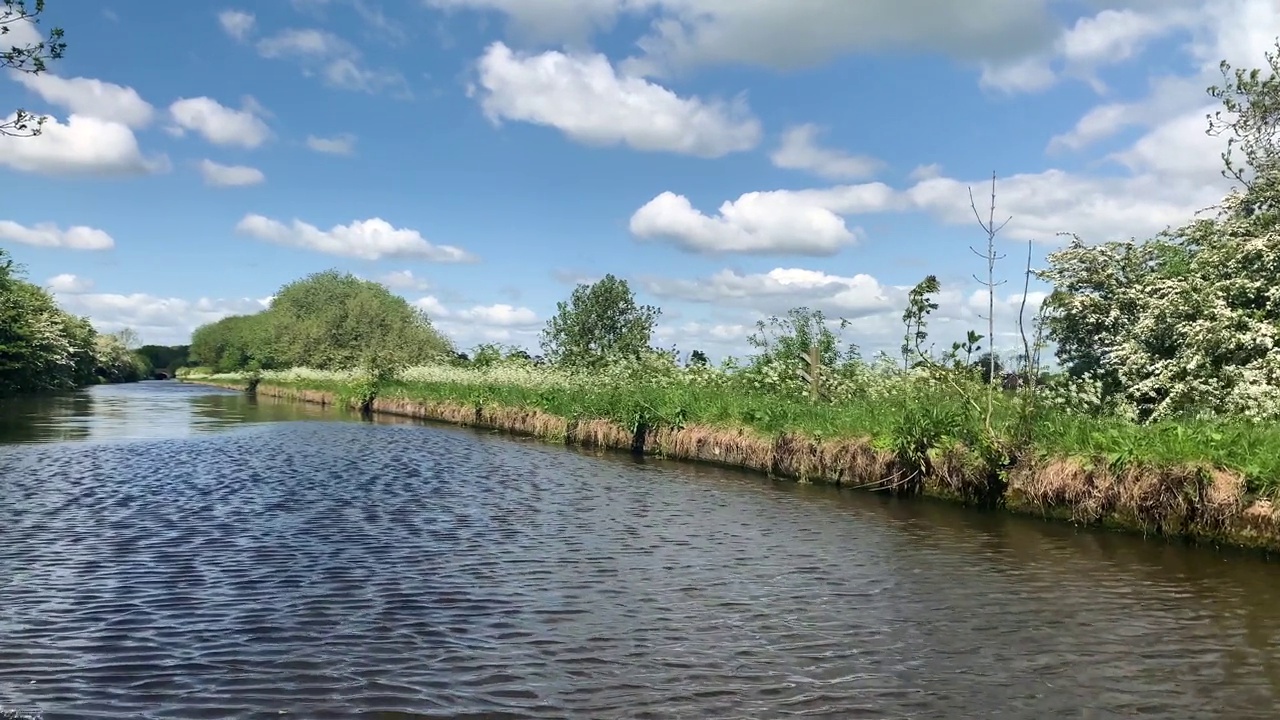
[186,378,1280,556]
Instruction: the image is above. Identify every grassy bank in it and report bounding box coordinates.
[180,364,1280,554]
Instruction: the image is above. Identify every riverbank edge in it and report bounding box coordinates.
[188,378,1280,555]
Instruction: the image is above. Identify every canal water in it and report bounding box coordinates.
[1,381,1278,719]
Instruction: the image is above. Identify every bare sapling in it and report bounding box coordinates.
[968,172,1012,433]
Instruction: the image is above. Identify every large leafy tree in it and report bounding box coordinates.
[189,270,455,372]
[1040,37,1280,421]
[540,274,661,367]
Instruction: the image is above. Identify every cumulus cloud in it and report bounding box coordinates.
[645,267,897,317]
[0,220,115,250]
[168,96,271,148]
[0,114,169,176]
[306,133,356,154]
[629,183,900,255]
[412,294,542,349]
[473,41,761,157]
[235,214,478,262]
[45,274,94,293]
[218,9,257,41]
[198,159,265,187]
[635,71,1239,253]
[10,74,155,128]
[54,292,273,346]
[770,124,883,180]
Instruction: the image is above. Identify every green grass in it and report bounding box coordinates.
[190,365,1280,496]
[380,379,1280,495]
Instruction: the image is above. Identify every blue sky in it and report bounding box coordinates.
[2,0,1275,360]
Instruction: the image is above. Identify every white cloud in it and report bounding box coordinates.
[2,16,43,49]
[45,274,94,293]
[454,303,539,327]
[644,267,1048,360]
[909,163,944,181]
[629,183,900,255]
[54,292,272,346]
[905,163,1224,243]
[235,214,478,262]
[1046,101,1136,153]
[0,113,169,176]
[218,9,257,41]
[473,41,761,157]
[636,79,1236,252]
[378,269,430,291]
[413,295,450,317]
[413,294,542,348]
[306,133,356,155]
[770,124,882,180]
[1057,8,1183,68]
[10,74,155,128]
[168,96,271,148]
[645,267,897,317]
[0,220,114,250]
[978,55,1057,93]
[198,159,266,186]
[254,27,409,95]
[654,320,750,347]
[256,27,351,58]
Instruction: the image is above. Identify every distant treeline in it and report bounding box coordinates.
[136,345,190,376]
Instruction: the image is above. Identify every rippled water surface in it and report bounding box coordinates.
[2,382,1280,719]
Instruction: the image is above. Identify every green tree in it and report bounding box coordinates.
[188,270,454,373]
[136,344,190,375]
[269,270,453,370]
[1040,37,1280,421]
[540,274,661,367]
[0,248,101,395]
[748,306,858,369]
[2,0,67,137]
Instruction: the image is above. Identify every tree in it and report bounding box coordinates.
[1207,38,1280,215]
[748,306,858,369]
[1039,37,1280,421]
[2,0,67,137]
[187,270,455,373]
[540,274,661,367]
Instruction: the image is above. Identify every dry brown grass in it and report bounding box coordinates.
[371,397,478,424]
[1007,457,1260,540]
[567,418,632,448]
[1238,499,1280,539]
[482,406,569,439]
[1203,470,1248,527]
[254,383,342,407]
[818,438,896,490]
[648,424,775,472]
[924,443,993,501]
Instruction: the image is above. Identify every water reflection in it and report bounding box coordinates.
[0,381,356,444]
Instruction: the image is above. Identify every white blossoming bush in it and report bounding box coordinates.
[1041,190,1280,422]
